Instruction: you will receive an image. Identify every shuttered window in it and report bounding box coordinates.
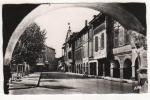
[113,20,127,47]
[124,30,130,45]
[95,36,98,52]
[113,21,121,47]
[114,28,119,47]
[101,33,104,49]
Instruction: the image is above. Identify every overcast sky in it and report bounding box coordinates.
[34,7,99,58]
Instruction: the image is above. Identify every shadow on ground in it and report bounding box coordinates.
[40,79,59,82]
[40,85,75,89]
[9,82,75,90]
[41,72,90,79]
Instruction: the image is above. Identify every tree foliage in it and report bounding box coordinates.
[12,23,46,67]
[129,30,147,50]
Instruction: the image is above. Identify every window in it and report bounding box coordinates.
[95,36,98,52]
[69,43,71,48]
[89,28,93,40]
[89,42,93,57]
[83,46,85,58]
[68,52,71,59]
[85,33,88,42]
[100,33,104,49]
[113,21,124,47]
[84,45,88,58]
[78,38,81,46]
[124,30,130,45]
[113,22,119,47]
[75,41,77,48]
[118,27,124,46]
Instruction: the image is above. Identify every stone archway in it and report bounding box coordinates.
[123,59,132,79]
[4,3,145,66]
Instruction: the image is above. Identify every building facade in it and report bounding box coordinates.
[36,45,56,71]
[63,25,75,72]
[88,13,109,76]
[62,12,147,81]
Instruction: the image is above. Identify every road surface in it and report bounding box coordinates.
[9,72,134,94]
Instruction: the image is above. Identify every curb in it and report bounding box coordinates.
[65,72,137,84]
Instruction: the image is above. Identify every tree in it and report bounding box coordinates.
[12,23,46,70]
[129,30,147,50]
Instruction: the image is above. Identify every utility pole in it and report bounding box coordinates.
[36,71,42,87]
[36,49,45,87]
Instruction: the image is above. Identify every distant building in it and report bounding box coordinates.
[36,45,56,72]
[63,24,74,72]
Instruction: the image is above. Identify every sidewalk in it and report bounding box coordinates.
[9,72,41,91]
[66,72,138,84]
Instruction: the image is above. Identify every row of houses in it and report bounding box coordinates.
[62,12,147,80]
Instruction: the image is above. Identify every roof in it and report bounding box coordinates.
[45,45,55,51]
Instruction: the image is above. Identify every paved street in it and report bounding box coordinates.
[9,72,135,94]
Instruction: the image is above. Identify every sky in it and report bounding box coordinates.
[34,7,99,58]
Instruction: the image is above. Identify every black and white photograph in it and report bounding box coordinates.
[2,2,148,95]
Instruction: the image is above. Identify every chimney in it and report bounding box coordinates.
[93,15,97,18]
[85,20,88,26]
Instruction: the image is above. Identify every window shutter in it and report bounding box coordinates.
[95,36,98,52]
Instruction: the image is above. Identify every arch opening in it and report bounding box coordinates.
[85,63,88,74]
[90,62,96,75]
[76,64,78,73]
[80,64,82,74]
[113,60,120,78]
[135,57,139,81]
[123,59,132,79]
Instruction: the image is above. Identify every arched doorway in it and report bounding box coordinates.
[79,64,82,74]
[83,63,85,74]
[135,57,139,81]
[113,60,120,78]
[80,64,82,74]
[78,64,80,73]
[77,64,79,73]
[86,63,88,74]
[90,62,96,75]
[98,60,103,76]
[123,59,132,79]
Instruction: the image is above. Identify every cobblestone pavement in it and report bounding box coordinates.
[9,72,135,94]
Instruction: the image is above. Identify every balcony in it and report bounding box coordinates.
[113,45,132,54]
